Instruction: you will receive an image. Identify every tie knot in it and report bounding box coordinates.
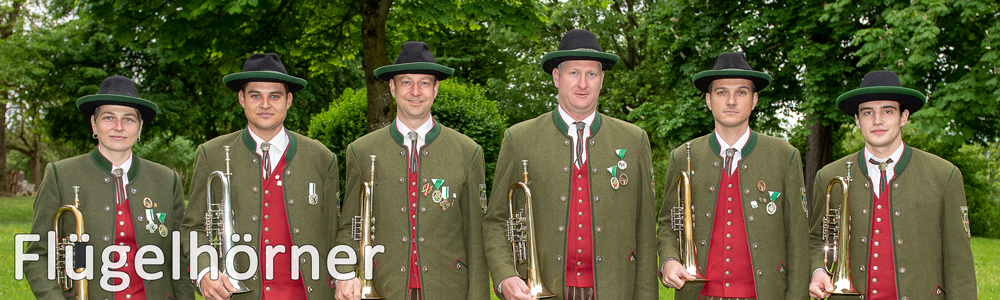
[574,121,586,131]
[869,158,893,171]
[725,148,736,158]
[113,168,123,177]
[260,142,270,152]
[408,131,418,141]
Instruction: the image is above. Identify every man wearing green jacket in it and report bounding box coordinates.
[181,53,339,300]
[483,29,657,300]
[656,52,809,300]
[808,70,977,299]
[334,41,488,300]
[25,75,193,300]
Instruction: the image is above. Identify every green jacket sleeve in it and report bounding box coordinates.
[941,168,977,299]
[25,163,67,300]
[463,146,490,299]
[782,149,809,300]
[633,131,658,298]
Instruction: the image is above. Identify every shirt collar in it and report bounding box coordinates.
[111,153,133,174]
[864,142,905,164]
[557,105,596,133]
[714,127,751,156]
[247,126,289,154]
[395,115,435,139]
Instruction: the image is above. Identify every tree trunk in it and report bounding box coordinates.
[29,139,40,185]
[361,0,395,133]
[804,117,833,211]
[0,97,7,195]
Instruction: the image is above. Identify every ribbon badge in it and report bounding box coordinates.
[766,191,781,215]
[607,166,620,190]
[615,149,628,170]
[431,179,445,203]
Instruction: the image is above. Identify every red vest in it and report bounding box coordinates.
[113,195,145,300]
[258,157,308,300]
[564,161,595,287]
[701,170,756,298]
[865,186,898,299]
[407,165,423,289]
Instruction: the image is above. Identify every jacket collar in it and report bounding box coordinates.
[708,129,758,158]
[89,148,140,183]
[390,117,442,146]
[241,128,298,164]
[552,109,603,137]
[856,144,912,179]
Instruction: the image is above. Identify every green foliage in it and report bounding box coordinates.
[132,134,197,194]
[309,81,507,192]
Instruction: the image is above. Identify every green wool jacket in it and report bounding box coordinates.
[809,146,977,300]
[26,149,193,300]
[180,129,339,300]
[483,110,658,299]
[334,120,489,299]
[656,131,809,300]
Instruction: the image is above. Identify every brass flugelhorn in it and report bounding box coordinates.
[352,155,383,299]
[822,161,858,295]
[54,186,89,300]
[505,160,555,298]
[669,142,708,282]
[204,145,251,293]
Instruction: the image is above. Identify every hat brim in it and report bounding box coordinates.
[692,69,772,93]
[77,94,160,121]
[836,86,926,116]
[540,50,620,74]
[375,62,455,82]
[223,71,307,93]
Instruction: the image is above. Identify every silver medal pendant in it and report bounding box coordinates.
[766,202,777,215]
[618,160,627,170]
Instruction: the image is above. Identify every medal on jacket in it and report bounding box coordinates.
[422,183,433,196]
[615,149,627,170]
[308,183,319,205]
[431,179,444,203]
[157,213,168,237]
[766,191,780,215]
[145,209,158,233]
[439,186,451,210]
[607,166,620,189]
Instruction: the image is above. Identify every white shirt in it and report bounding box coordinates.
[714,128,751,176]
[247,126,289,178]
[557,105,596,168]
[395,116,435,152]
[864,143,904,197]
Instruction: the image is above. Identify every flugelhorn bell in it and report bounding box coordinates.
[506,160,555,298]
[669,142,709,283]
[54,186,89,300]
[822,161,859,295]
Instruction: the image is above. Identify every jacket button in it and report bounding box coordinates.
[897,239,903,245]
[294,228,300,234]
[307,286,313,292]
[742,164,747,170]
[402,237,408,242]
[593,196,599,202]
[104,177,111,183]
[557,255,562,261]
[860,265,866,272]
[744,189,750,195]
[713,161,719,167]
[864,182,870,189]
[419,237,425,242]
[401,207,406,212]
[899,267,906,273]
[589,140,595,146]
[422,150,428,156]
[757,270,762,276]
[863,209,868,214]
[130,188,137,194]
[422,266,428,272]
[563,166,569,172]
[252,215,258,221]
[105,206,111,212]
[557,226,564,232]
[592,168,597,173]
[400,267,405,272]
[752,243,758,249]
[285,170,291,176]
[302,258,307,263]
[706,212,712,218]
[103,236,109,242]
[861,237,867,243]
[560,196,566,202]
[596,256,602,262]
[748,215,755,221]
[564,140,570,145]
[421,206,426,212]
[253,158,259,164]
[895,211,900,217]
[253,276,258,281]
[893,183,899,188]
[288,199,294,204]
[400,150,405,156]
[701,240,706,246]
[399,177,405,183]
[138,216,144,221]
[709,186,715,192]
[595,226,602,232]
[253,186,259,192]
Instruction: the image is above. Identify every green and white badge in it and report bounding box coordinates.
[766,191,781,215]
[615,149,627,170]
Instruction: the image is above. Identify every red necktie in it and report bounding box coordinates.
[869,158,893,195]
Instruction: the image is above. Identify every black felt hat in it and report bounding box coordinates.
[836,70,926,116]
[223,53,307,92]
[374,41,454,81]
[77,75,160,121]
[540,29,620,74]
[691,52,772,93]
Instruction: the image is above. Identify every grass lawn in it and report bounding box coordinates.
[1,195,995,299]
